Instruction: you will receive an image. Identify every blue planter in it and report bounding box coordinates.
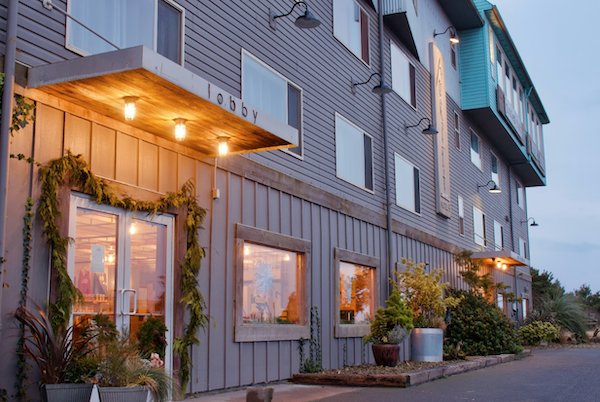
[411,328,443,362]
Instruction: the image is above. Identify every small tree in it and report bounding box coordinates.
[454,250,494,299]
[392,258,459,328]
[364,289,413,344]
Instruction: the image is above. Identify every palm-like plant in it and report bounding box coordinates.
[14,303,96,384]
[529,287,588,340]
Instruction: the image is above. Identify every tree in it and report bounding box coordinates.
[531,268,564,309]
[575,284,600,314]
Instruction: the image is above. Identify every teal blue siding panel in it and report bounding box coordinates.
[459,28,490,110]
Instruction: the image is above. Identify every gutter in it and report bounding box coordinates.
[378,0,394,298]
[0,0,19,335]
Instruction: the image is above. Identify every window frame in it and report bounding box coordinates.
[458,195,465,236]
[519,237,527,259]
[470,130,482,170]
[335,113,374,193]
[454,112,460,150]
[516,181,525,209]
[491,151,500,187]
[394,153,421,215]
[241,49,304,159]
[390,41,417,108]
[450,42,457,70]
[333,0,370,65]
[334,248,380,338]
[497,292,504,312]
[493,220,503,251]
[65,0,185,65]
[234,224,311,342]
[473,206,486,247]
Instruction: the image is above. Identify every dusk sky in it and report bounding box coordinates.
[490,1,600,293]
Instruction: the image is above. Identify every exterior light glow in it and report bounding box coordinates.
[450,35,460,44]
[124,96,138,121]
[497,261,502,269]
[218,137,229,157]
[502,264,507,270]
[175,118,187,141]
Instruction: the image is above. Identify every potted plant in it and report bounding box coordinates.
[393,258,460,362]
[363,289,413,366]
[14,303,97,402]
[88,319,178,402]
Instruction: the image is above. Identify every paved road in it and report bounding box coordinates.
[314,348,600,402]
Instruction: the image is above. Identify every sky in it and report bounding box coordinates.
[489,1,600,293]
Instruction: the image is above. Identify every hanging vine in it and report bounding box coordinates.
[38,151,208,390]
[0,73,36,135]
[14,197,34,402]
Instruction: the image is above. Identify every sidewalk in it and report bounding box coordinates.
[184,383,358,402]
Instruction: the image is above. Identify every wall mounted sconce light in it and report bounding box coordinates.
[404,117,438,135]
[521,217,539,227]
[434,26,459,44]
[123,96,138,121]
[174,118,187,141]
[269,1,321,30]
[218,136,229,157]
[477,179,501,193]
[351,72,393,95]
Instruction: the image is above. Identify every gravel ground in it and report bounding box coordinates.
[320,360,464,376]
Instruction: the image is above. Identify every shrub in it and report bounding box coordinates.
[527,287,588,340]
[519,321,560,345]
[137,316,168,359]
[364,289,413,344]
[445,290,522,356]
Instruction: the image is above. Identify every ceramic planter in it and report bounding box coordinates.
[371,343,400,367]
[411,328,443,362]
[42,383,94,402]
[98,386,149,402]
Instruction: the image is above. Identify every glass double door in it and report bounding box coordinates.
[67,194,174,371]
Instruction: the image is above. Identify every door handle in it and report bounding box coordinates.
[120,289,137,315]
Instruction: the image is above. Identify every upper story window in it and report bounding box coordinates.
[519,238,527,259]
[333,0,370,64]
[470,130,482,170]
[67,0,184,64]
[473,206,486,247]
[458,195,465,236]
[491,152,500,187]
[390,42,416,108]
[394,153,420,214]
[242,51,303,157]
[451,43,457,70]
[516,181,525,209]
[454,112,460,150]
[335,113,374,192]
[494,220,503,251]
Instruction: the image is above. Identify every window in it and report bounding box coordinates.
[522,298,529,319]
[491,152,499,186]
[519,238,527,259]
[395,154,420,214]
[333,0,370,64]
[494,220,503,251]
[516,181,525,209]
[496,47,503,85]
[454,112,460,149]
[68,194,175,372]
[335,113,374,191]
[234,224,311,342]
[334,248,379,338]
[470,130,482,169]
[489,27,495,80]
[458,196,465,236]
[242,51,303,157]
[473,206,486,246]
[451,43,457,69]
[497,292,504,312]
[67,0,184,64]
[390,42,416,107]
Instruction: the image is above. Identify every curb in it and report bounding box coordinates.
[292,349,531,388]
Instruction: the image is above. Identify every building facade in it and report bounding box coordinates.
[0,0,548,397]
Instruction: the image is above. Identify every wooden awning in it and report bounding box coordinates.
[27,46,298,157]
[472,250,529,267]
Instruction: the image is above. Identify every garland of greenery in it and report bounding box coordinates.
[0,73,36,135]
[14,198,34,402]
[38,151,208,391]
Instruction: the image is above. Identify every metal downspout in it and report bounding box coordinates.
[0,0,19,335]
[378,0,393,298]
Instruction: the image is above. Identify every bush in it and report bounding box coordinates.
[364,289,413,344]
[519,321,560,345]
[445,290,522,356]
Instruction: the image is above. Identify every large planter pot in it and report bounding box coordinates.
[371,343,400,367]
[42,383,94,402]
[98,386,149,402]
[411,328,443,362]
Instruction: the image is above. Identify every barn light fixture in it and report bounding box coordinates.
[477,179,501,193]
[218,137,229,157]
[521,217,539,227]
[434,26,459,44]
[269,1,321,30]
[351,72,393,95]
[404,117,438,135]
